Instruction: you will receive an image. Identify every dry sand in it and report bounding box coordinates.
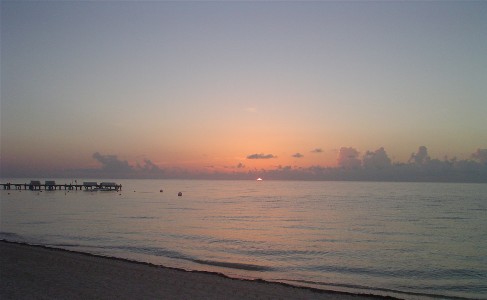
[0,241,389,299]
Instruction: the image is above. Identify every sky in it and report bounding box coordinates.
[1,1,487,180]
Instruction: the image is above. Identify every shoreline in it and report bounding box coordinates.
[0,240,394,299]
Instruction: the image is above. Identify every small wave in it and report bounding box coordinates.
[121,216,156,220]
[165,207,201,211]
[0,232,23,240]
[99,244,272,271]
[47,242,87,248]
[242,248,330,258]
[191,259,272,271]
[20,221,53,225]
[432,216,469,220]
[308,264,487,281]
[280,278,474,300]
[468,208,487,212]
[101,244,188,261]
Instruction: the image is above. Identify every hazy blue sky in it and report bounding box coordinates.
[1,1,486,178]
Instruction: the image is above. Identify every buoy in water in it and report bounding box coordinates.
[178,192,182,196]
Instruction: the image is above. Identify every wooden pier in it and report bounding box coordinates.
[1,181,122,191]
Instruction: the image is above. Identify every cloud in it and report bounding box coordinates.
[88,152,166,178]
[292,153,304,158]
[472,149,487,164]
[277,165,292,170]
[224,163,245,169]
[247,153,276,159]
[92,152,133,173]
[409,146,430,165]
[363,147,391,169]
[337,147,361,169]
[137,159,162,172]
[311,148,323,153]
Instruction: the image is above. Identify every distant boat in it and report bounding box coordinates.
[257,178,263,181]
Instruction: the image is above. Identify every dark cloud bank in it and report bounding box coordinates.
[3,147,487,183]
[57,152,166,179]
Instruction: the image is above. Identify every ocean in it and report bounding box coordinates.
[1,179,486,299]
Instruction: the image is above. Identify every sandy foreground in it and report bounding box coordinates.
[1,241,389,299]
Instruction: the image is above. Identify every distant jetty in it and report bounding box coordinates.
[1,181,122,191]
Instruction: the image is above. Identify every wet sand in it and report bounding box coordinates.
[0,240,389,299]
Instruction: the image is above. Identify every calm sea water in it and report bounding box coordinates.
[1,179,486,299]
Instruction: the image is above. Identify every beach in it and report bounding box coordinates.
[0,241,386,299]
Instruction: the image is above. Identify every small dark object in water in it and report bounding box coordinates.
[178,192,182,196]
[160,189,163,193]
